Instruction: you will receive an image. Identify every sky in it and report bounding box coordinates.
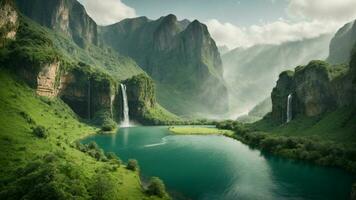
[78,0,356,49]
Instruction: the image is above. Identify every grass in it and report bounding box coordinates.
[168,126,234,136]
[252,106,356,147]
[0,70,166,199]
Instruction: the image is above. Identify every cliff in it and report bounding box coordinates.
[0,0,18,46]
[120,74,179,124]
[327,20,356,64]
[15,0,98,48]
[270,60,353,124]
[100,14,228,116]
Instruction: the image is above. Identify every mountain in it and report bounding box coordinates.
[10,0,178,125]
[327,20,356,64]
[16,0,98,48]
[222,34,333,117]
[99,14,228,117]
[236,97,272,123]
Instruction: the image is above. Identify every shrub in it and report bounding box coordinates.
[106,152,121,166]
[88,141,99,150]
[126,159,138,171]
[147,177,166,197]
[90,170,117,200]
[101,119,117,131]
[32,126,48,138]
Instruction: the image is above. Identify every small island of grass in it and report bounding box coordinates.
[168,126,234,136]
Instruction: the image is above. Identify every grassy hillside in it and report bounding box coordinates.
[217,107,356,173]
[0,70,167,199]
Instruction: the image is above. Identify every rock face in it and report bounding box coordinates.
[15,0,98,48]
[271,60,354,124]
[222,34,332,116]
[327,20,356,64]
[100,14,228,116]
[59,66,115,119]
[0,0,18,46]
[294,62,336,116]
[271,71,295,123]
[122,74,156,123]
[36,61,61,97]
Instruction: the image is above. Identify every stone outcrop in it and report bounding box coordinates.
[36,61,60,97]
[0,0,19,46]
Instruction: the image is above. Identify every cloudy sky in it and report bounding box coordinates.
[78,0,356,49]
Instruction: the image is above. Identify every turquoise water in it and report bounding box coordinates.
[81,126,355,200]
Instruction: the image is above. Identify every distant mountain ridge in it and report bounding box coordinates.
[100,14,228,116]
[222,34,333,117]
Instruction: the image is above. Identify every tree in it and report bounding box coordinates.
[126,159,138,171]
[147,177,166,198]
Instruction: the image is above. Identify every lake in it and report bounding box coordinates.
[81,126,355,200]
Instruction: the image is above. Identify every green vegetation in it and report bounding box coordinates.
[127,159,139,171]
[169,126,233,136]
[147,177,168,198]
[216,107,356,173]
[0,70,167,199]
[32,125,48,138]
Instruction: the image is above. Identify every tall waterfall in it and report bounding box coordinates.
[120,84,130,127]
[87,78,91,119]
[286,94,292,123]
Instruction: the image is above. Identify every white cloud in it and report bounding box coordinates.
[206,19,339,49]
[207,0,356,49]
[287,0,356,23]
[81,0,136,25]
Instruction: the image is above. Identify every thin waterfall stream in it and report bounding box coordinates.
[286,93,292,123]
[120,84,130,127]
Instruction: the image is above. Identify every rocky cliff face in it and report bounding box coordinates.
[271,71,295,123]
[271,60,353,124]
[327,20,356,64]
[16,58,116,119]
[59,66,115,119]
[15,0,97,48]
[100,14,228,116]
[0,0,18,46]
[36,61,61,97]
[293,62,337,116]
[122,74,156,122]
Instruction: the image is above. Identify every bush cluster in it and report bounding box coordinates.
[75,141,107,161]
[126,159,139,171]
[234,131,356,173]
[147,177,167,198]
[32,126,48,138]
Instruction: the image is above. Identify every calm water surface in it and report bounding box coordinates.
[81,126,355,200]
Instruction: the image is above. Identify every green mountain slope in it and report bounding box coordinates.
[8,0,178,124]
[0,70,167,200]
[100,14,228,117]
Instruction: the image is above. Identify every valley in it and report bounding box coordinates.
[0,0,355,199]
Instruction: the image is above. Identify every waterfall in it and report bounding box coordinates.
[120,84,130,127]
[87,78,91,119]
[110,93,115,118]
[286,94,292,123]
